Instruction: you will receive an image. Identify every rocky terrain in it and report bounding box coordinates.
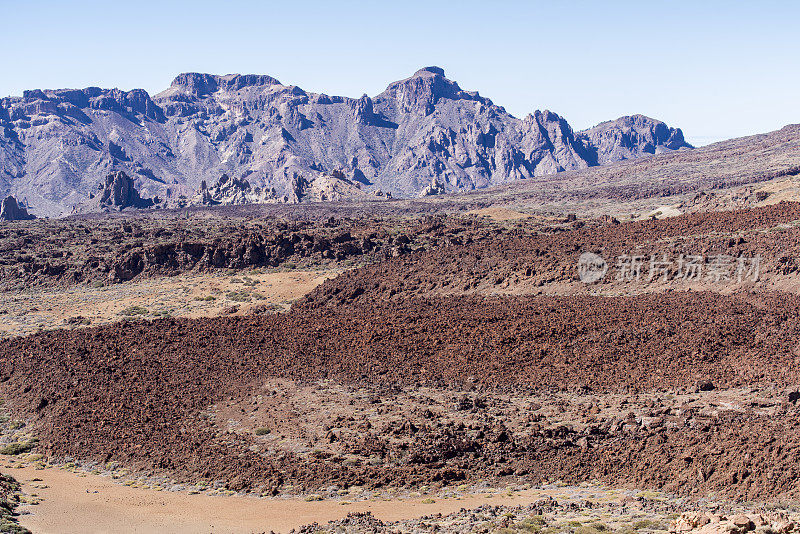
[295,506,799,534]
[7,197,800,295]
[440,124,800,217]
[2,202,800,517]
[2,133,800,532]
[301,201,800,306]
[0,67,689,217]
[1,290,800,506]
[0,211,509,290]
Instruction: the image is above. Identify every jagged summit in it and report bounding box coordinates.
[377,66,491,115]
[0,67,692,216]
[168,72,283,96]
[578,114,691,165]
[415,66,446,77]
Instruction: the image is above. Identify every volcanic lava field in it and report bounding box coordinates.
[2,202,800,532]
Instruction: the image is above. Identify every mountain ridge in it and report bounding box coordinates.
[0,67,691,217]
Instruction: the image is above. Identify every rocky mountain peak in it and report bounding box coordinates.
[377,66,490,115]
[0,67,693,217]
[413,66,446,78]
[578,114,692,165]
[12,86,163,124]
[170,72,282,96]
[169,73,219,96]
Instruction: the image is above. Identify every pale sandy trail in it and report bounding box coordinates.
[8,464,561,534]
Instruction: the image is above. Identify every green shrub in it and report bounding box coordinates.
[634,520,667,531]
[516,516,547,532]
[120,306,148,316]
[226,291,251,302]
[575,524,611,534]
[254,427,271,436]
[0,442,33,455]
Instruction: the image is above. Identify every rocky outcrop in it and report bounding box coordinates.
[187,170,369,208]
[193,174,271,206]
[578,114,692,165]
[97,170,154,209]
[0,195,35,221]
[74,171,156,213]
[0,68,691,217]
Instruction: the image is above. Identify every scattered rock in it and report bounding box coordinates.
[672,512,795,534]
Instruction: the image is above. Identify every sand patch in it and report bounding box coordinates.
[467,206,532,221]
[5,461,635,534]
[0,269,338,338]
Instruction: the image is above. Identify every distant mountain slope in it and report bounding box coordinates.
[432,123,800,216]
[0,67,691,217]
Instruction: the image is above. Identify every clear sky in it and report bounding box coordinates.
[2,0,798,146]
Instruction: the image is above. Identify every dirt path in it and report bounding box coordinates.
[6,463,605,534]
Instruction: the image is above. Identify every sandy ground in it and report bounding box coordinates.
[3,460,635,534]
[0,269,338,338]
[466,206,533,221]
[756,178,800,205]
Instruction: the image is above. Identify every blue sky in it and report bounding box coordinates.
[2,0,798,146]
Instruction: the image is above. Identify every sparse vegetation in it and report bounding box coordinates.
[226,290,252,302]
[633,520,667,531]
[119,305,148,316]
[0,441,34,455]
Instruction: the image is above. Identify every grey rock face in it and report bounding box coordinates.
[194,174,266,206]
[0,195,35,221]
[76,171,155,212]
[97,170,154,209]
[0,68,691,217]
[577,114,692,165]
